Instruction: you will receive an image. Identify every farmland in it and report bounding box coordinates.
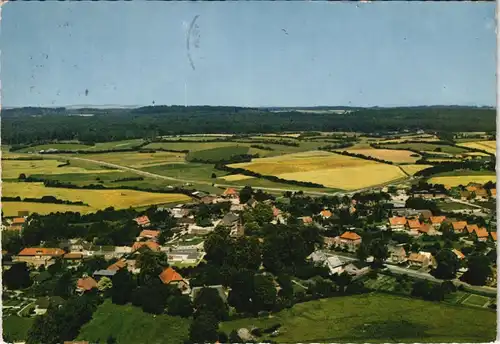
[399,164,433,176]
[75,151,186,168]
[229,151,407,190]
[186,145,250,162]
[2,201,93,216]
[16,143,93,153]
[220,174,255,181]
[378,143,468,155]
[220,293,496,343]
[428,174,496,187]
[76,300,190,344]
[345,148,421,163]
[2,182,191,211]
[2,159,115,179]
[457,140,496,155]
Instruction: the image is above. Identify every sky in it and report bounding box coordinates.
[0,2,496,108]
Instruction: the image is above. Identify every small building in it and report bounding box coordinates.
[417,224,437,236]
[430,216,446,229]
[93,270,117,279]
[334,231,362,251]
[452,221,468,234]
[134,215,151,228]
[452,249,465,260]
[167,249,202,264]
[301,216,313,225]
[474,188,489,200]
[190,285,227,302]
[466,224,479,235]
[320,210,332,219]
[389,217,407,231]
[131,241,160,253]
[490,232,497,243]
[474,228,489,242]
[62,253,84,263]
[76,276,98,294]
[406,219,421,231]
[14,248,65,268]
[159,267,190,294]
[388,245,407,264]
[222,188,239,199]
[407,252,430,268]
[107,259,127,272]
[138,230,161,242]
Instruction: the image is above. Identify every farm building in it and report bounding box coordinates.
[14,248,65,267]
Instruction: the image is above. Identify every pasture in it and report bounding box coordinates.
[399,164,433,175]
[79,151,186,168]
[220,174,255,181]
[229,151,407,190]
[220,293,496,343]
[457,141,496,155]
[186,145,249,162]
[87,139,145,150]
[2,159,114,179]
[346,148,421,163]
[2,316,35,342]
[2,202,92,216]
[379,143,467,155]
[2,182,191,211]
[428,175,496,187]
[76,300,190,344]
[16,143,92,153]
[144,141,240,152]
[143,163,230,181]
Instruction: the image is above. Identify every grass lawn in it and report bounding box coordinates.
[437,201,476,211]
[76,300,190,344]
[186,145,250,162]
[220,293,496,343]
[462,294,490,307]
[2,316,34,341]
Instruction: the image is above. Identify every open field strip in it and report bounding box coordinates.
[16,143,93,153]
[77,151,186,168]
[220,174,256,181]
[379,143,467,154]
[457,140,496,155]
[229,150,407,190]
[2,202,92,216]
[144,141,241,151]
[399,164,433,176]
[1,159,117,179]
[428,175,496,187]
[2,182,191,211]
[346,148,421,163]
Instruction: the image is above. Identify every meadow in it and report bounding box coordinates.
[379,143,468,155]
[16,143,93,153]
[399,164,433,176]
[229,151,407,190]
[2,201,92,216]
[76,300,190,344]
[78,151,186,168]
[2,159,116,179]
[345,148,421,163]
[220,293,496,343]
[186,145,250,162]
[457,140,496,155]
[2,182,191,211]
[2,316,35,342]
[428,174,496,187]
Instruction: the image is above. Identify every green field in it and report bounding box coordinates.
[17,143,93,153]
[220,293,496,343]
[379,143,468,155]
[76,300,190,344]
[462,294,491,307]
[143,162,230,181]
[88,139,145,150]
[3,316,35,342]
[186,145,250,162]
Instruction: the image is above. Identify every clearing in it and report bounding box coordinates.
[76,300,190,344]
[345,148,421,163]
[2,182,191,211]
[229,151,407,190]
[220,292,496,343]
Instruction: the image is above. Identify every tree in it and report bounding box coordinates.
[18,173,27,180]
[239,186,253,204]
[461,253,492,286]
[204,227,232,266]
[193,287,228,321]
[81,256,108,275]
[53,271,73,298]
[97,276,113,292]
[3,262,32,289]
[111,269,136,305]
[252,274,277,313]
[228,330,243,343]
[411,280,431,299]
[211,172,216,179]
[167,295,193,318]
[107,335,117,344]
[369,239,389,267]
[434,249,460,279]
[356,243,370,262]
[136,250,169,285]
[276,273,293,298]
[189,311,219,343]
[227,237,262,271]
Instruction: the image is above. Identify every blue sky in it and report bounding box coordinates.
[1,1,496,107]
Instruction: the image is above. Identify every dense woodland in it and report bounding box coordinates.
[2,106,495,144]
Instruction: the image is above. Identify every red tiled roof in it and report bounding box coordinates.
[475,188,488,197]
[389,217,407,226]
[7,224,23,231]
[466,224,479,234]
[452,249,465,259]
[408,253,426,263]
[77,277,97,291]
[132,241,160,252]
[134,216,150,226]
[159,267,184,284]
[12,217,26,224]
[418,224,432,233]
[491,189,496,197]
[63,253,84,260]
[430,216,446,224]
[272,207,281,217]
[107,259,127,271]
[452,221,467,231]
[320,210,332,218]
[491,232,497,241]
[18,248,65,257]
[407,219,421,229]
[139,230,160,239]
[302,217,313,224]
[475,228,489,238]
[340,231,361,241]
[222,188,238,196]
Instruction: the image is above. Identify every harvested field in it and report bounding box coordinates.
[2,182,191,211]
[220,174,255,181]
[2,201,92,216]
[400,164,433,176]
[457,141,496,155]
[229,151,407,190]
[346,148,421,163]
[428,175,496,187]
[78,151,186,168]
[2,159,112,179]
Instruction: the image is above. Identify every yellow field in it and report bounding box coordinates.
[220,174,255,181]
[79,151,186,168]
[2,202,92,216]
[428,175,496,187]
[346,148,420,163]
[399,164,433,176]
[457,141,496,155]
[376,135,439,144]
[2,182,191,211]
[1,159,114,179]
[229,151,407,190]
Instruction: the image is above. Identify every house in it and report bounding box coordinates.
[11,217,26,226]
[159,267,190,294]
[466,224,479,235]
[430,216,446,229]
[407,252,430,268]
[14,248,65,267]
[460,190,472,201]
[134,215,151,228]
[320,210,332,219]
[222,188,239,199]
[171,207,190,219]
[220,212,239,230]
[302,216,313,225]
[418,224,437,236]
[167,248,202,264]
[190,285,227,302]
[334,231,362,251]
[115,246,132,256]
[131,241,160,252]
[307,251,346,275]
[34,296,64,315]
[389,216,407,231]
[62,253,84,263]
[388,245,407,264]
[474,188,489,200]
[76,276,97,294]
[452,249,465,260]
[417,210,433,220]
[188,223,217,236]
[93,270,117,279]
[138,230,161,241]
[323,236,337,249]
[200,195,217,205]
[490,189,496,198]
[490,232,497,242]
[474,228,489,242]
[107,259,127,271]
[452,221,468,233]
[406,219,421,231]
